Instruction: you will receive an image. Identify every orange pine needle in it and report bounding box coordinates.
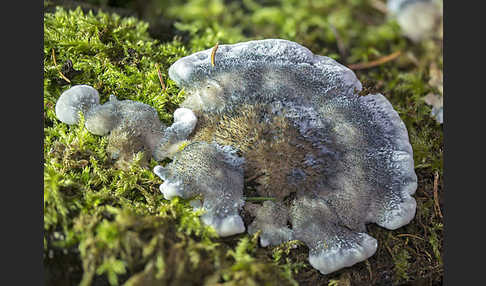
[59,71,71,83]
[348,51,402,70]
[211,42,219,67]
[155,63,166,91]
[396,234,425,240]
[51,48,57,66]
[52,48,71,83]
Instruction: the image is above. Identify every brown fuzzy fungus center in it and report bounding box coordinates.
[189,104,323,201]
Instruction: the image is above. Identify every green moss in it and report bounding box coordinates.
[44,7,188,124]
[393,248,411,282]
[272,241,307,283]
[44,7,297,285]
[207,233,298,286]
[44,1,443,285]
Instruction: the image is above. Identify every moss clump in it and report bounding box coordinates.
[392,247,411,282]
[44,6,188,125]
[44,7,296,286]
[45,1,443,285]
[204,233,299,286]
[74,201,220,286]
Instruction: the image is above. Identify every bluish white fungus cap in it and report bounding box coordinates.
[201,213,245,237]
[153,165,184,200]
[378,194,417,230]
[55,86,170,168]
[260,238,271,247]
[309,233,378,275]
[84,103,118,136]
[189,199,203,211]
[387,0,442,42]
[214,144,245,169]
[153,142,246,237]
[168,39,363,113]
[424,93,443,124]
[159,179,183,200]
[164,39,419,274]
[153,108,198,159]
[171,108,197,138]
[431,106,443,124]
[247,201,293,247]
[55,85,100,125]
[259,228,294,247]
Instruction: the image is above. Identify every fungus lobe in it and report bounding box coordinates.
[153,39,418,275]
[55,85,197,169]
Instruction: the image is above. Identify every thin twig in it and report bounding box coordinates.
[433,171,443,219]
[155,63,166,91]
[59,71,71,83]
[211,42,219,67]
[52,48,71,83]
[51,48,57,66]
[396,233,425,240]
[348,51,402,70]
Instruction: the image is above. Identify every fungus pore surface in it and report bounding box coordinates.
[153,39,418,275]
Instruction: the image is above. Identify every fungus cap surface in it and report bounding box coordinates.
[153,142,246,237]
[55,86,198,168]
[55,85,100,125]
[161,39,417,275]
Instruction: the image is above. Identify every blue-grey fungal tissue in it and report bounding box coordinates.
[54,84,196,168]
[387,0,442,42]
[153,39,418,275]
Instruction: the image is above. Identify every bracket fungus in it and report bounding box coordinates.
[55,84,197,168]
[153,39,418,275]
[154,142,246,237]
